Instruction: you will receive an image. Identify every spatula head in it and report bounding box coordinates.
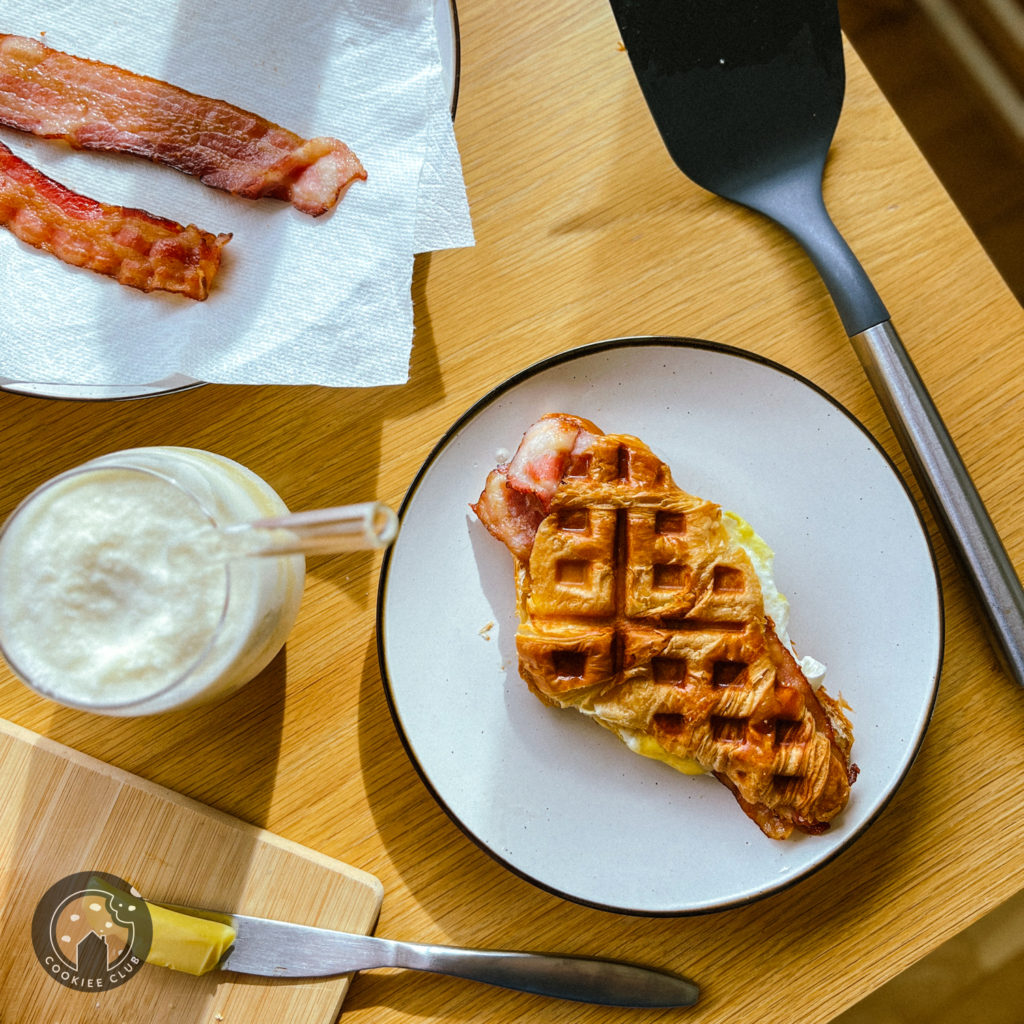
[609,0,845,202]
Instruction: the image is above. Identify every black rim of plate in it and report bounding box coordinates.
[375,336,945,916]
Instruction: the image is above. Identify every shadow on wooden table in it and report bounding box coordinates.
[840,0,1024,304]
[34,646,289,825]
[837,893,1024,1024]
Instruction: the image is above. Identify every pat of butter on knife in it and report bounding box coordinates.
[146,902,237,976]
[88,876,236,976]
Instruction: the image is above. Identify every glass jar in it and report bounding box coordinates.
[0,446,305,715]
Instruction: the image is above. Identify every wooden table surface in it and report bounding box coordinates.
[2,2,1023,1022]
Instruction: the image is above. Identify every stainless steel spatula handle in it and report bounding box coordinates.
[851,319,1024,684]
[765,185,1024,688]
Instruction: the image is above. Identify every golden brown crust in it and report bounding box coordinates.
[475,415,856,839]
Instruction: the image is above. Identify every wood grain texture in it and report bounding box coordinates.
[0,719,383,1024]
[840,0,1024,302]
[1,3,1023,1023]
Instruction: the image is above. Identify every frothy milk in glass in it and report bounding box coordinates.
[0,447,305,715]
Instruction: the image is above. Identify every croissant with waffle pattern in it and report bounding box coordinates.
[472,413,857,839]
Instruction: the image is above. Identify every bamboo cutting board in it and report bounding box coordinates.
[0,717,383,1024]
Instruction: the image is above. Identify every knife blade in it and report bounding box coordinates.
[155,904,699,1007]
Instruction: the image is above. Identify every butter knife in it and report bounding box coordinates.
[156,904,699,1007]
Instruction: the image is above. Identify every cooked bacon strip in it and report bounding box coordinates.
[0,140,230,299]
[471,414,601,562]
[0,34,366,216]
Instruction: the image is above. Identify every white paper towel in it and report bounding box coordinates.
[0,0,473,387]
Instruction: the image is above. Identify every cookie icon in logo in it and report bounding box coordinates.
[53,890,133,969]
[32,872,153,991]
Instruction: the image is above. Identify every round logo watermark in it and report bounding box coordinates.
[31,872,152,992]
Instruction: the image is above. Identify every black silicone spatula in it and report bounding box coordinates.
[608,0,1024,686]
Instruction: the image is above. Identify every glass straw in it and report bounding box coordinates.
[214,502,398,558]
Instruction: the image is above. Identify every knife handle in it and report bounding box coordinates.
[850,319,1024,686]
[389,941,699,1007]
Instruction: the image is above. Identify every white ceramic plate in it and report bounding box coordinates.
[0,0,460,402]
[377,337,943,915]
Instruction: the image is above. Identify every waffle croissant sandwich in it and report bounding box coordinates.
[472,413,857,839]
